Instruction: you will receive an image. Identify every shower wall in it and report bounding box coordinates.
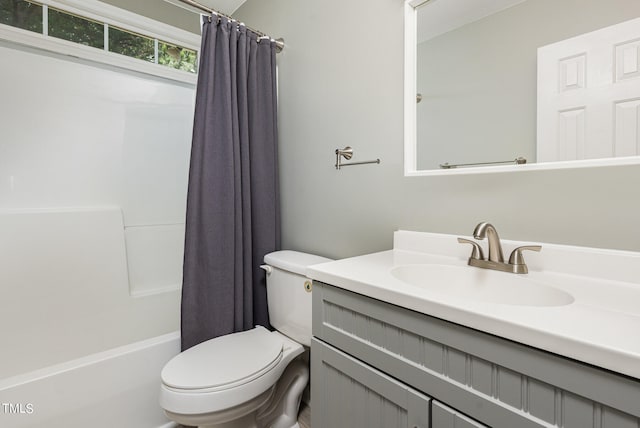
[0,42,194,378]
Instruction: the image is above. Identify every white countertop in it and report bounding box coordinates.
[307,231,640,380]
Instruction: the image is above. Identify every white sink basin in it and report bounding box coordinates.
[307,231,640,378]
[391,264,574,307]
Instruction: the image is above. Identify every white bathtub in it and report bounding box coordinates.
[0,332,180,428]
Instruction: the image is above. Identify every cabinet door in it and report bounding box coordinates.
[311,338,430,428]
[432,401,489,428]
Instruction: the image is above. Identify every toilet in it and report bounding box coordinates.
[160,250,332,428]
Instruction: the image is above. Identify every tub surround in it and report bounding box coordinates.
[307,230,640,379]
[0,207,180,379]
[0,332,180,428]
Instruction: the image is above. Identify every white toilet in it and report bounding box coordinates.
[160,250,332,428]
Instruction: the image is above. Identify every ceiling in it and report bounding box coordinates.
[194,0,247,15]
[164,0,246,15]
[417,0,525,43]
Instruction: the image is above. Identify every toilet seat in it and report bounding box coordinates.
[160,327,304,416]
[162,326,283,392]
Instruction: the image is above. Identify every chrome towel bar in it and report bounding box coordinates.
[335,147,381,170]
[439,157,526,169]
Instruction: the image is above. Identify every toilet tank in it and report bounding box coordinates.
[262,250,333,346]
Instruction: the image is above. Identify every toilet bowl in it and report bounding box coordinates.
[160,250,332,428]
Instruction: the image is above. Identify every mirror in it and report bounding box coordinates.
[404,0,640,175]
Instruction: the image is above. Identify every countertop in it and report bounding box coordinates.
[307,231,640,380]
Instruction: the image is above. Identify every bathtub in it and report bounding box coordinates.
[0,332,180,428]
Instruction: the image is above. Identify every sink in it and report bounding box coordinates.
[391,264,574,307]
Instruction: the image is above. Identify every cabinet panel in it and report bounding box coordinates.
[313,282,640,428]
[311,338,430,428]
[432,401,489,428]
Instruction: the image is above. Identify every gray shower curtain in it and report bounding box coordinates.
[181,16,280,351]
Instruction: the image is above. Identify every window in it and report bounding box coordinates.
[48,7,104,48]
[109,26,154,63]
[159,40,197,73]
[0,0,200,82]
[0,0,41,32]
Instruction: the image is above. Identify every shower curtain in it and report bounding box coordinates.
[181,16,280,351]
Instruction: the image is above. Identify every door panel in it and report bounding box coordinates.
[538,16,640,162]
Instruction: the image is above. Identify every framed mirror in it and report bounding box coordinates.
[404,0,640,175]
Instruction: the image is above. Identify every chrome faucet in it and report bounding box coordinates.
[473,222,504,263]
[458,222,541,274]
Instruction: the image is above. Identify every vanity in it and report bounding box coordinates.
[307,230,640,428]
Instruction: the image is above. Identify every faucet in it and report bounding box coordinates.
[473,222,504,263]
[458,222,541,274]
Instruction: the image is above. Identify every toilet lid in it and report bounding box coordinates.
[161,326,283,390]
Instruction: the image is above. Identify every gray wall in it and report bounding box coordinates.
[233,0,640,259]
[416,0,640,170]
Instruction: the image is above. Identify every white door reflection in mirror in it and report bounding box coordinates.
[538,17,640,162]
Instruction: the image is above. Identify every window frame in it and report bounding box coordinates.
[0,0,200,84]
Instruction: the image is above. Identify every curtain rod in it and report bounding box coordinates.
[176,0,284,53]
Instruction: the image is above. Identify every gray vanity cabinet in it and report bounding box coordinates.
[311,282,640,428]
[431,401,488,428]
[311,338,430,428]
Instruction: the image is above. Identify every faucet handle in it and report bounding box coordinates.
[508,245,542,266]
[457,238,485,260]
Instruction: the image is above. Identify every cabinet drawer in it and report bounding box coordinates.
[312,282,640,428]
[432,401,489,428]
[311,338,430,428]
